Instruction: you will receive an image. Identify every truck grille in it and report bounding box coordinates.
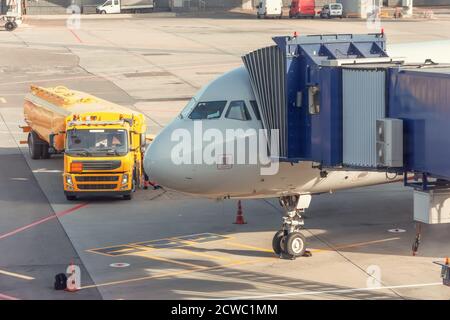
[75,176,119,182]
[74,161,121,171]
[77,184,117,190]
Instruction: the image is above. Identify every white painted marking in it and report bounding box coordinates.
[10,178,28,181]
[0,269,34,281]
[110,263,130,268]
[32,169,63,173]
[388,228,406,233]
[0,98,6,104]
[226,282,443,300]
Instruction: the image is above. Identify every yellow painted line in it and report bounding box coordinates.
[174,248,240,262]
[0,97,6,104]
[226,241,274,253]
[80,259,261,290]
[108,247,141,254]
[130,251,205,269]
[227,237,401,255]
[310,237,402,253]
[86,233,232,255]
[85,249,118,257]
[0,269,34,281]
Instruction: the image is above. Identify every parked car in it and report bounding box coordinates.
[319,3,343,19]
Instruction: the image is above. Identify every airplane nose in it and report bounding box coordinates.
[143,124,194,191]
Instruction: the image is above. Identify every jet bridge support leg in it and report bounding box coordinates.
[273,195,312,259]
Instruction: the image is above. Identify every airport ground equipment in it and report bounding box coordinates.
[1,0,22,31]
[96,0,154,14]
[23,85,147,200]
[243,33,450,258]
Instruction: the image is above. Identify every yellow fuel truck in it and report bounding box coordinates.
[23,85,147,201]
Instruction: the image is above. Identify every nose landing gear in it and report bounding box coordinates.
[272,195,312,259]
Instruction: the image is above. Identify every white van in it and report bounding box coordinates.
[320,3,343,18]
[256,0,283,19]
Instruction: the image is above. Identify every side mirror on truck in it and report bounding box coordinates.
[49,132,64,153]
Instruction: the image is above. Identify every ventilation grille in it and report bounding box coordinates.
[77,184,117,190]
[75,161,121,171]
[75,176,119,182]
[342,68,386,167]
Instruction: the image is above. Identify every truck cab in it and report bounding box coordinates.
[289,0,315,19]
[62,113,146,200]
[256,0,283,19]
[97,0,120,14]
[319,3,343,18]
[96,0,154,14]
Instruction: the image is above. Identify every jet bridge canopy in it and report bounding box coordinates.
[242,33,450,185]
[242,33,390,162]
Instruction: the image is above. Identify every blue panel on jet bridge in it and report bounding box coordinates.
[272,33,387,162]
[388,67,450,180]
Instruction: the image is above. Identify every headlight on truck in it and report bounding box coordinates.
[121,174,129,185]
[65,175,73,185]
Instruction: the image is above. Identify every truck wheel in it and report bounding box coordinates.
[100,10,106,14]
[123,193,133,200]
[66,195,77,201]
[5,21,15,31]
[28,131,43,160]
[41,142,51,159]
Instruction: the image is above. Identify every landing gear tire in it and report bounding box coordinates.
[274,195,312,259]
[285,232,306,258]
[272,230,285,255]
[66,195,77,201]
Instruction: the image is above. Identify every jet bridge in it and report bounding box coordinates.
[242,33,450,224]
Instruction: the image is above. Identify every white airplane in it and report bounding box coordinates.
[144,39,450,259]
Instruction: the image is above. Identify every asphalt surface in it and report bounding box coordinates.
[0,15,449,300]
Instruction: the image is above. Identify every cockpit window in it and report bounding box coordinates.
[250,100,261,120]
[225,101,252,121]
[179,97,197,119]
[188,101,227,120]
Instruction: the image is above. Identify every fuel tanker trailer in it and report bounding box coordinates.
[23,85,147,200]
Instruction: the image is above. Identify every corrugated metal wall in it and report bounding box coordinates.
[242,45,287,157]
[342,68,385,167]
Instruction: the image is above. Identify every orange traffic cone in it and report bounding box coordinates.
[446,257,449,265]
[233,200,247,225]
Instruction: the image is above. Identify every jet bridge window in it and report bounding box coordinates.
[188,101,227,120]
[225,101,252,121]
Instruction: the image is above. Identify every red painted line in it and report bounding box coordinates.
[0,293,19,300]
[0,203,88,241]
[68,29,83,43]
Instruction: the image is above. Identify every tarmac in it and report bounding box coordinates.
[0,13,449,300]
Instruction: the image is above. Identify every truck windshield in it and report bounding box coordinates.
[66,129,128,157]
